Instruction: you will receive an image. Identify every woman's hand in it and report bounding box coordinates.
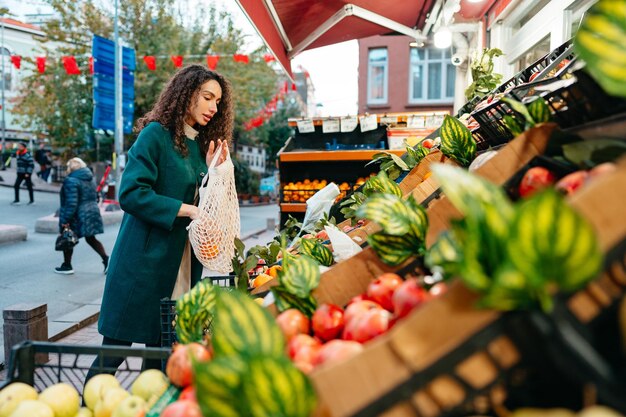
[206,139,228,168]
[178,203,200,220]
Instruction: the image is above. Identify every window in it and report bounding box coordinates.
[408,48,455,103]
[367,48,388,104]
[1,47,13,91]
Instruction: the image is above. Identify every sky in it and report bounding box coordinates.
[1,0,359,117]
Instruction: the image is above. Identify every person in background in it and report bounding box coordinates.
[86,64,233,380]
[11,142,35,205]
[40,150,53,182]
[35,142,47,178]
[55,157,109,275]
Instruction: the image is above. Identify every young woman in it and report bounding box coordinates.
[55,157,109,274]
[87,65,233,378]
[12,142,35,205]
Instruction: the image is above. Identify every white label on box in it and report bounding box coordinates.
[359,114,378,132]
[322,118,340,133]
[433,114,445,127]
[380,116,397,125]
[407,115,425,128]
[296,119,315,133]
[340,116,358,132]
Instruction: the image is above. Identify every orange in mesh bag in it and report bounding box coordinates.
[188,143,240,272]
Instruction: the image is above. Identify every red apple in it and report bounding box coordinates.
[348,294,368,304]
[312,304,345,341]
[314,340,364,367]
[392,278,431,319]
[343,300,383,326]
[367,273,403,312]
[178,385,196,402]
[421,139,435,149]
[287,334,321,363]
[166,343,211,388]
[555,170,589,195]
[276,309,310,341]
[316,230,329,240]
[518,167,556,197]
[160,400,203,417]
[343,308,392,343]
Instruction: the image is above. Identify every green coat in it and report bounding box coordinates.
[99,122,205,344]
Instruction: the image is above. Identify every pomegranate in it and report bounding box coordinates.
[312,304,345,341]
[287,334,322,363]
[342,308,392,343]
[316,230,329,240]
[421,139,435,149]
[366,273,403,312]
[555,170,589,195]
[275,309,310,341]
[166,343,212,388]
[314,340,363,367]
[343,300,383,326]
[518,167,556,198]
[178,385,196,402]
[160,399,203,417]
[392,278,430,319]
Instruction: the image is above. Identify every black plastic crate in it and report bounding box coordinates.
[2,341,171,393]
[160,275,236,348]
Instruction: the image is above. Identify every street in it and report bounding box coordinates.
[0,184,278,365]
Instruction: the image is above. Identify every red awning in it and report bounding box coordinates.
[235,0,435,81]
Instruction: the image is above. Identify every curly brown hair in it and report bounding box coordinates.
[135,64,234,156]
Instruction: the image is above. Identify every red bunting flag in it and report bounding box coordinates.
[291,83,297,91]
[143,56,156,71]
[89,57,94,74]
[263,54,275,63]
[36,56,46,73]
[280,81,288,94]
[62,56,81,75]
[171,55,183,68]
[10,55,21,69]
[233,54,249,64]
[206,55,219,70]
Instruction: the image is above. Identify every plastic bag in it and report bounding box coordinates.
[324,224,362,262]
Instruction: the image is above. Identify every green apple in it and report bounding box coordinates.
[83,375,120,411]
[7,399,54,417]
[38,383,80,417]
[0,382,38,417]
[94,388,129,417]
[130,370,168,405]
[110,396,147,417]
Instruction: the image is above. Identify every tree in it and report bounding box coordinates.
[253,100,300,166]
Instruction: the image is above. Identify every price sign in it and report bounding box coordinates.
[322,118,340,133]
[407,115,425,128]
[380,116,398,125]
[340,116,358,132]
[296,119,315,133]
[359,114,378,132]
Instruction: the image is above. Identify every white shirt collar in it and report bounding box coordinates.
[184,123,199,140]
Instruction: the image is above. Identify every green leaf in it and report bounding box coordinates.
[439,115,477,167]
[356,194,411,235]
[368,232,419,266]
[501,97,535,127]
[279,255,321,298]
[503,115,524,136]
[562,139,626,167]
[527,97,552,123]
[389,152,410,171]
[425,230,462,277]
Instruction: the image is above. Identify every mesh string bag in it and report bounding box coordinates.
[188,143,240,273]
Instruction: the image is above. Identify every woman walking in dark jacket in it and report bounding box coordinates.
[55,157,109,275]
[12,142,35,205]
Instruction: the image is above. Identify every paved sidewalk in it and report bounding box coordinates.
[0,166,63,194]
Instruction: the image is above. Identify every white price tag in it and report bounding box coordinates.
[432,114,445,127]
[380,116,398,125]
[407,115,425,128]
[359,114,378,132]
[322,118,340,133]
[296,119,315,133]
[340,116,358,132]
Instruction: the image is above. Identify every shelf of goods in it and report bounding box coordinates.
[278,124,404,226]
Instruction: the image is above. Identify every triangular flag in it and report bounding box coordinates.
[233,54,249,64]
[89,57,94,74]
[280,81,288,94]
[171,55,183,68]
[10,55,21,69]
[143,56,156,71]
[62,56,81,75]
[36,56,46,74]
[206,55,219,70]
[263,53,275,63]
[291,83,297,91]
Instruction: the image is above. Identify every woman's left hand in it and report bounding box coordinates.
[206,139,228,168]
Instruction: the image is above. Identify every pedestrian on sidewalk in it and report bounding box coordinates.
[35,142,52,181]
[55,157,109,275]
[12,142,35,205]
[86,64,233,380]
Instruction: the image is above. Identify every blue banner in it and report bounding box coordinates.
[92,35,135,133]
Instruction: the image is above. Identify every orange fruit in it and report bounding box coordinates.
[267,265,282,278]
[198,243,219,259]
[253,273,273,288]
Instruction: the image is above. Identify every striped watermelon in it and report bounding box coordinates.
[194,356,246,417]
[527,97,551,124]
[299,238,334,266]
[575,0,626,98]
[355,193,412,235]
[440,114,477,167]
[363,170,403,197]
[211,288,286,358]
[175,280,217,343]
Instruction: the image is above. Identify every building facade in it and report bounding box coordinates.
[1,17,46,143]
[237,144,267,175]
